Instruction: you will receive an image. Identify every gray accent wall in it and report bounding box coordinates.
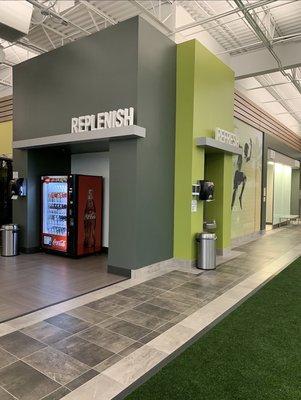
[109,18,176,269]
[13,17,176,272]
[14,17,139,140]
[136,20,175,267]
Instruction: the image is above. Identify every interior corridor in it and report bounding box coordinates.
[0,226,299,400]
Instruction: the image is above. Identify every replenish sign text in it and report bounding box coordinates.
[71,107,134,133]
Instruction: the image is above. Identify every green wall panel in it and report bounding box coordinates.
[205,154,232,251]
[174,41,195,260]
[174,40,234,260]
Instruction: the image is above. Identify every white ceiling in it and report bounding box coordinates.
[0,0,301,135]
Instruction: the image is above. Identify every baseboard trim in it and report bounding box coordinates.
[107,265,131,278]
[216,247,231,256]
[231,231,263,248]
[108,258,175,279]
[130,258,174,279]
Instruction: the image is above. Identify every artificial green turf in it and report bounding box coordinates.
[126,258,301,400]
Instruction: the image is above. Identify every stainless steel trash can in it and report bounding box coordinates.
[1,224,19,257]
[196,233,216,270]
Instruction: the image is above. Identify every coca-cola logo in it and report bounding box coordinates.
[85,212,96,220]
[52,239,66,248]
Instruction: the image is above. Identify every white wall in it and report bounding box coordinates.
[71,152,109,247]
[273,163,292,225]
[266,162,274,224]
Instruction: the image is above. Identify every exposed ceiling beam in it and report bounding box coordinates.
[0,79,12,87]
[233,0,301,96]
[232,39,301,80]
[173,0,276,34]
[16,39,46,54]
[261,96,301,104]
[195,1,244,52]
[30,21,70,42]
[79,1,117,26]
[87,9,99,32]
[183,0,296,39]
[27,0,91,35]
[217,32,301,56]
[246,81,295,90]
[129,0,173,33]
[42,25,55,49]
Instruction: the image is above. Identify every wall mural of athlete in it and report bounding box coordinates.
[231,139,253,210]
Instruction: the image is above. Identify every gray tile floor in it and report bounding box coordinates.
[0,226,300,400]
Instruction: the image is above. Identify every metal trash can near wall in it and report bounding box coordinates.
[1,224,20,257]
[196,233,217,270]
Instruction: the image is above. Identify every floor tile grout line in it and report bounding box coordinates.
[62,307,113,324]
[20,321,74,340]
[4,353,67,393]
[27,327,127,365]
[39,386,70,400]
[20,345,93,388]
[0,358,17,374]
[64,369,99,389]
[74,325,138,351]
[0,333,50,363]
[91,322,157,343]
[0,345,19,364]
[37,315,157,360]
[0,384,18,400]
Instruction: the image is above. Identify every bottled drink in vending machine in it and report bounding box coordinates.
[84,189,96,249]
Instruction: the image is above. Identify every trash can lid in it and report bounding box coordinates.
[196,232,216,240]
[1,224,19,231]
[203,220,217,230]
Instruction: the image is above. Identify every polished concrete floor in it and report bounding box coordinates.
[0,226,300,400]
[0,253,126,322]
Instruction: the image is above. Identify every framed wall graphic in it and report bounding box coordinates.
[231,119,263,240]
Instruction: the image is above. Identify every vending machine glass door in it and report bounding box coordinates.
[41,176,68,252]
[76,175,102,256]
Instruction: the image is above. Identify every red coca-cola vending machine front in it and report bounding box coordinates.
[41,175,103,256]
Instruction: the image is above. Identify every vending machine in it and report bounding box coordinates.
[41,175,103,256]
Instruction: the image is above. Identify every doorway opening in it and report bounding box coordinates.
[0,147,128,323]
[265,150,300,231]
